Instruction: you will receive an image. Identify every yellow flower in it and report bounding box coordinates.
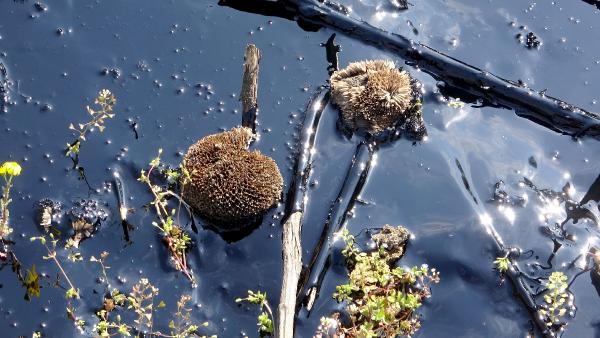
[1,162,22,176]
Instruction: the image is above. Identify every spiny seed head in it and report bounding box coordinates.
[182,127,283,227]
[330,60,415,134]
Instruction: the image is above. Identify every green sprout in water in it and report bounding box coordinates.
[30,233,81,323]
[66,89,116,158]
[66,89,116,187]
[95,278,215,338]
[539,271,571,330]
[317,227,440,338]
[236,290,274,336]
[139,149,196,285]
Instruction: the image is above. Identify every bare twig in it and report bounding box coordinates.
[241,44,261,133]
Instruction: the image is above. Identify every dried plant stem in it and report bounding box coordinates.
[39,242,77,294]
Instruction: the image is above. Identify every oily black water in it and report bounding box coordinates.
[0,1,599,337]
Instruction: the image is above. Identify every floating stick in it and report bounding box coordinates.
[296,141,374,317]
[219,0,600,139]
[241,44,261,134]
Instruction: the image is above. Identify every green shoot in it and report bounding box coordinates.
[236,290,274,336]
[323,227,440,338]
[66,89,116,158]
[139,149,195,285]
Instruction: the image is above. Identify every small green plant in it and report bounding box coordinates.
[168,294,214,338]
[66,89,116,187]
[90,251,110,287]
[139,149,195,285]
[539,271,570,329]
[95,278,214,338]
[236,290,274,336]
[0,161,22,239]
[66,89,116,159]
[324,228,440,338]
[30,234,81,323]
[340,228,359,262]
[494,256,510,273]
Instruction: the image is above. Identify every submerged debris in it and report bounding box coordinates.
[330,60,426,139]
[69,199,109,225]
[517,31,542,49]
[371,224,410,263]
[33,2,48,12]
[389,0,409,10]
[0,62,13,114]
[489,180,527,207]
[35,199,62,230]
[182,127,283,227]
[69,218,96,248]
[66,199,108,247]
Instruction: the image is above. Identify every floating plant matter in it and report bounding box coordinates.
[182,45,283,231]
[314,226,440,338]
[330,59,426,138]
[298,59,425,320]
[181,127,283,227]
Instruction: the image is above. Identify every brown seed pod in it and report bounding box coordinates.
[182,127,283,227]
[330,60,418,134]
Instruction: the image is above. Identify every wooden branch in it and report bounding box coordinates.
[276,88,329,338]
[219,0,600,139]
[297,142,374,318]
[277,211,302,338]
[240,44,261,133]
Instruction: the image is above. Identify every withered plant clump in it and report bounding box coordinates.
[330,60,424,136]
[371,224,410,264]
[182,127,283,226]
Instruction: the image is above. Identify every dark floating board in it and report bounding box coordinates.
[218,0,600,140]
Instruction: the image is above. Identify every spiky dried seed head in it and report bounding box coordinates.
[182,127,283,227]
[330,60,415,134]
